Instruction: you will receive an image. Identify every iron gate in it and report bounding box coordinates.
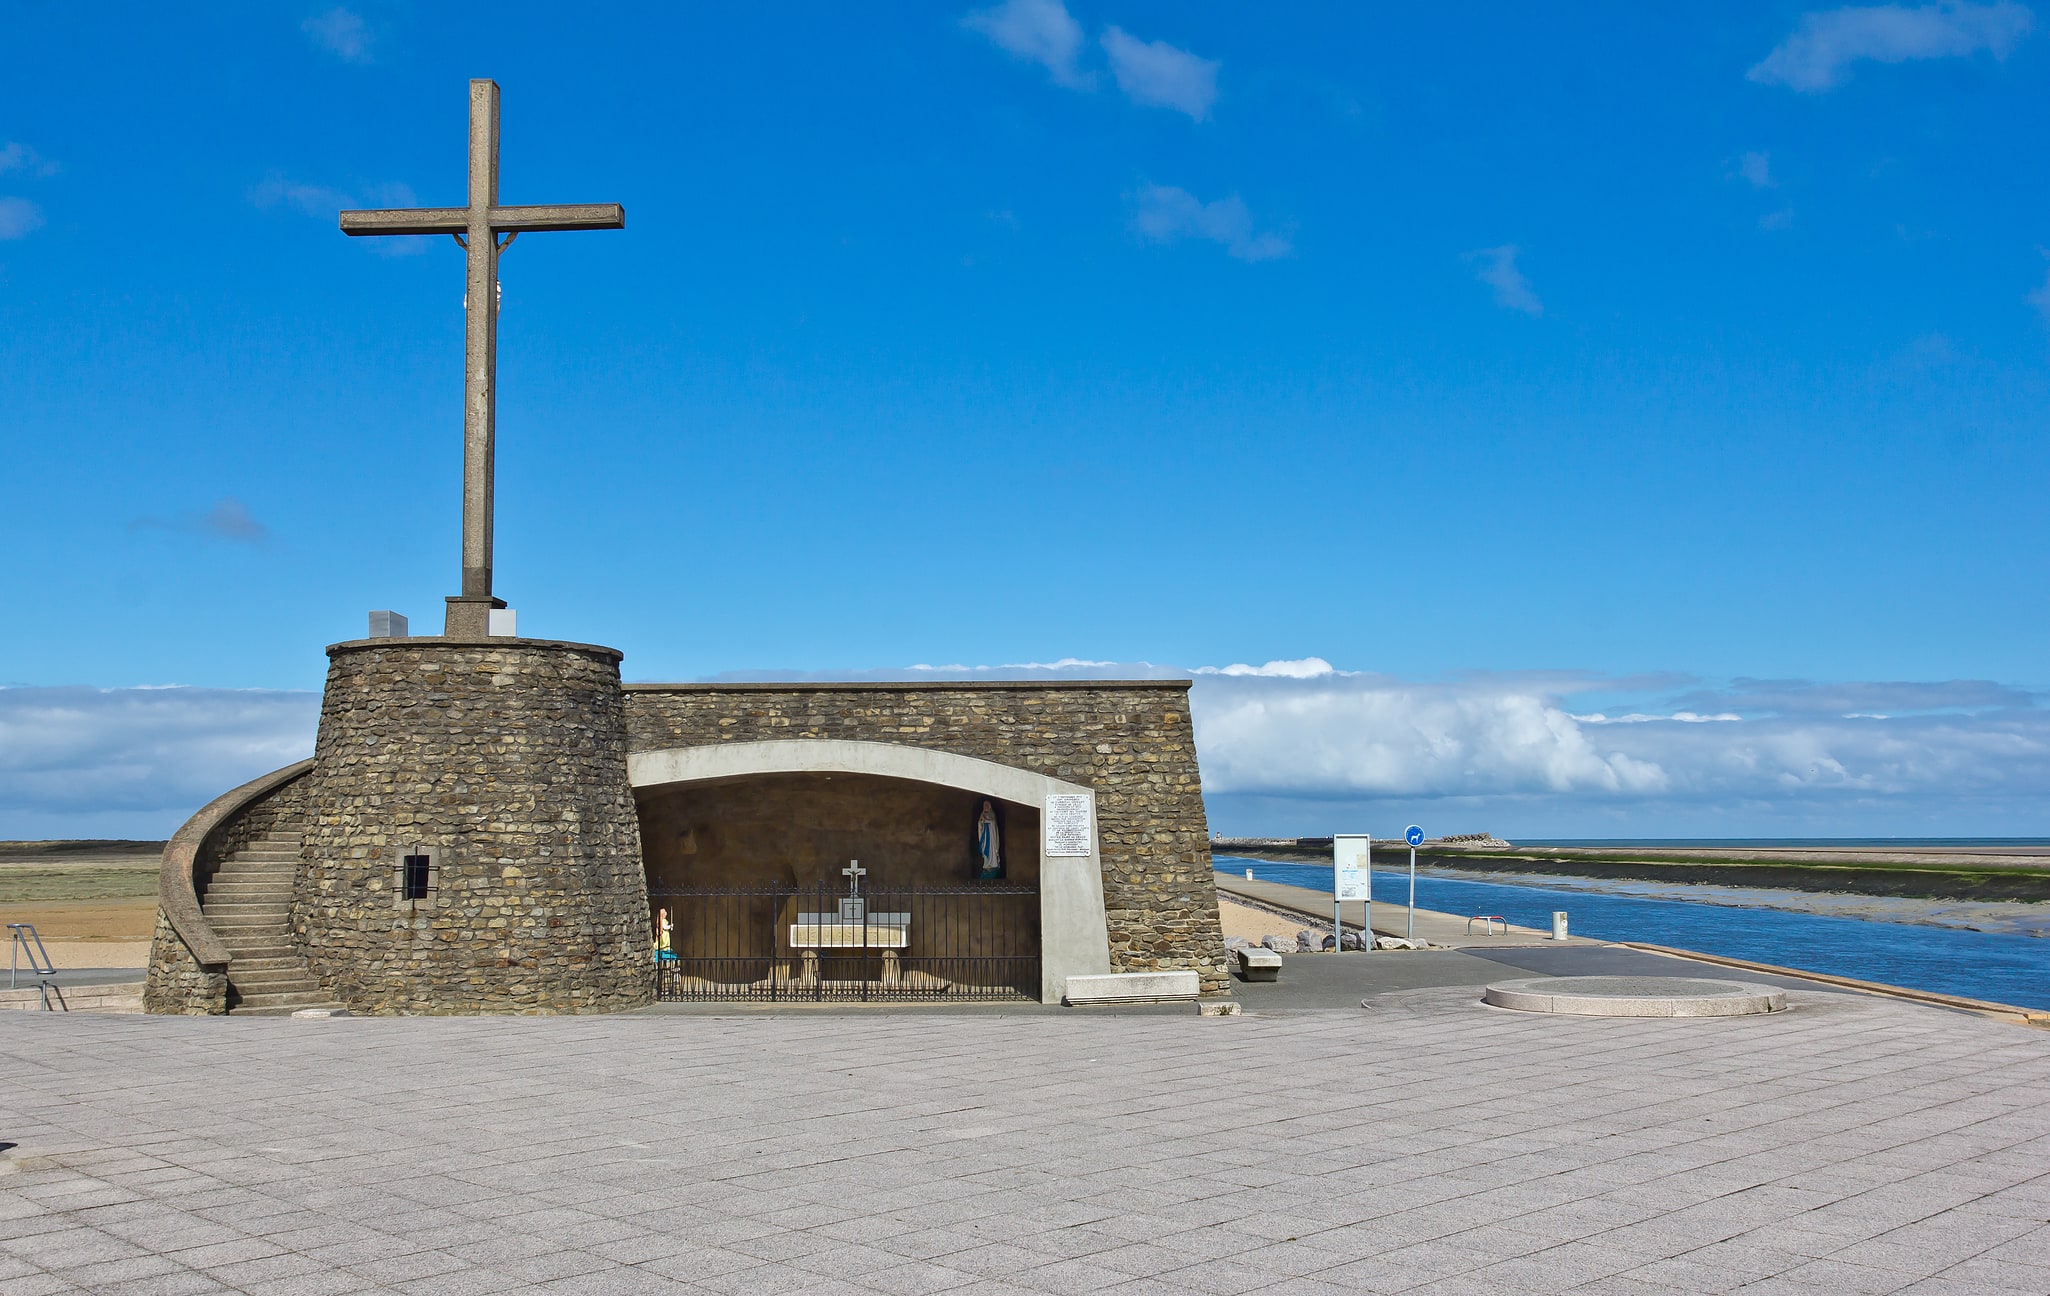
[649,882,1040,1002]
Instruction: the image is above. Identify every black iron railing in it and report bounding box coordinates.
[648,882,1039,1002]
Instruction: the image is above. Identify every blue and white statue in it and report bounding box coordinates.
[975,800,1003,880]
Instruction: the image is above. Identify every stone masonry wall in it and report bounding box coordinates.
[142,910,227,1016]
[622,682,1227,996]
[298,639,652,1014]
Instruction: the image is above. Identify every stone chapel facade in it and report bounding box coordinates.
[145,634,1227,1015]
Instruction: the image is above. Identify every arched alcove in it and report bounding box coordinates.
[626,740,1113,1003]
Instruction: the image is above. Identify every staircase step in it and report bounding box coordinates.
[200,823,332,1014]
[231,972,323,992]
[232,989,335,1008]
[230,967,320,986]
[230,1003,346,1017]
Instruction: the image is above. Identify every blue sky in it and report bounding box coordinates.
[3,3,2048,838]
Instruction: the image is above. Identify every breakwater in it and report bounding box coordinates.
[1213,837,2050,903]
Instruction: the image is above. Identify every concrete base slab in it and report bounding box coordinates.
[1484,975,1787,1017]
[1064,971,1200,1004]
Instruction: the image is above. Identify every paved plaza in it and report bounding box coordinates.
[5,981,2050,1295]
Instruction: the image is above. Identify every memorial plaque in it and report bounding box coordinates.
[1043,794,1093,858]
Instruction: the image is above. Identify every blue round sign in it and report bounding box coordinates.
[1405,825,1424,847]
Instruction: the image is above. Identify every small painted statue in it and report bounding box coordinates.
[975,800,1003,880]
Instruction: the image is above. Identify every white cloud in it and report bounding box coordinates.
[1572,712,1743,724]
[303,7,374,64]
[2028,250,2050,320]
[1130,184,1292,262]
[1738,150,1776,187]
[250,172,415,218]
[131,497,271,544]
[963,0,1093,89]
[9,663,2046,838]
[1195,658,1338,679]
[1760,209,1796,231]
[251,173,426,254]
[1467,245,1542,315]
[249,172,353,217]
[0,142,58,178]
[1749,2,2034,92]
[0,686,318,837]
[0,197,44,241]
[1100,26,1220,120]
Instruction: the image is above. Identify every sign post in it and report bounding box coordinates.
[1403,825,1424,943]
[1333,834,1372,952]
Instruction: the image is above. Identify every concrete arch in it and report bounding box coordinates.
[626,740,1112,1003]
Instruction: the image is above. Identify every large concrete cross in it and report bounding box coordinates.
[339,79,623,639]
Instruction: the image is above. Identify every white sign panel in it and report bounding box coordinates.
[1333,833,1372,901]
[1043,794,1094,858]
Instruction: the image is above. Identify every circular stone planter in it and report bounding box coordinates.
[1482,975,1786,1017]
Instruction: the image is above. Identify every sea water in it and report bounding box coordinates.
[1215,856,2050,1012]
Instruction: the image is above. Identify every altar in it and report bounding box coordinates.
[787,861,909,986]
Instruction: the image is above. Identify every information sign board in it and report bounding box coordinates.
[1332,833,1372,901]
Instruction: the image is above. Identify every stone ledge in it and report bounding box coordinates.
[624,679,1193,693]
[1064,970,1201,1005]
[326,636,624,662]
[1482,976,1786,1017]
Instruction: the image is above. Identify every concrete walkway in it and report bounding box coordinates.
[6,986,2050,1295]
[1217,873,1581,947]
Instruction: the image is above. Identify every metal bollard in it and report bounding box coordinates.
[1551,911,1569,940]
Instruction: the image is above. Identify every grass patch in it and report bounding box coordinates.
[0,865,159,903]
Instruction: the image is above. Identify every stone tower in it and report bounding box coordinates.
[292,636,651,1013]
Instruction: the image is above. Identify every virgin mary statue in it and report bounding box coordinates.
[974,800,1003,880]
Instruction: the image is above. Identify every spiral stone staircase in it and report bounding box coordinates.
[200,827,344,1016]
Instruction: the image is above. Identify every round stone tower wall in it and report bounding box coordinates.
[298,637,652,1014]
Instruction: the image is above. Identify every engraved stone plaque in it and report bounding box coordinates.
[1043,793,1093,858]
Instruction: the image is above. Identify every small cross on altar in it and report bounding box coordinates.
[841,860,866,896]
[338,79,623,639]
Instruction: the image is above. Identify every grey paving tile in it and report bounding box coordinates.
[0,1273,84,1296]
[3,1002,2048,1296]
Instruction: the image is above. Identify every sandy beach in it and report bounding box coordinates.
[1,849,156,970]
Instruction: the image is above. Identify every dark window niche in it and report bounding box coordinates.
[402,853,432,900]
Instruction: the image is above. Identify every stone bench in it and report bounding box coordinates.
[1063,971,1201,1005]
[1233,947,1281,982]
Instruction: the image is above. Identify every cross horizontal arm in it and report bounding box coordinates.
[338,203,626,236]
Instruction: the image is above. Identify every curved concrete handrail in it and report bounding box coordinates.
[158,759,315,968]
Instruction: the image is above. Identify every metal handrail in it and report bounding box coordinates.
[8,923,65,1010]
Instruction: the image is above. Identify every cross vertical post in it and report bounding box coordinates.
[338,78,624,640]
[460,79,502,632]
